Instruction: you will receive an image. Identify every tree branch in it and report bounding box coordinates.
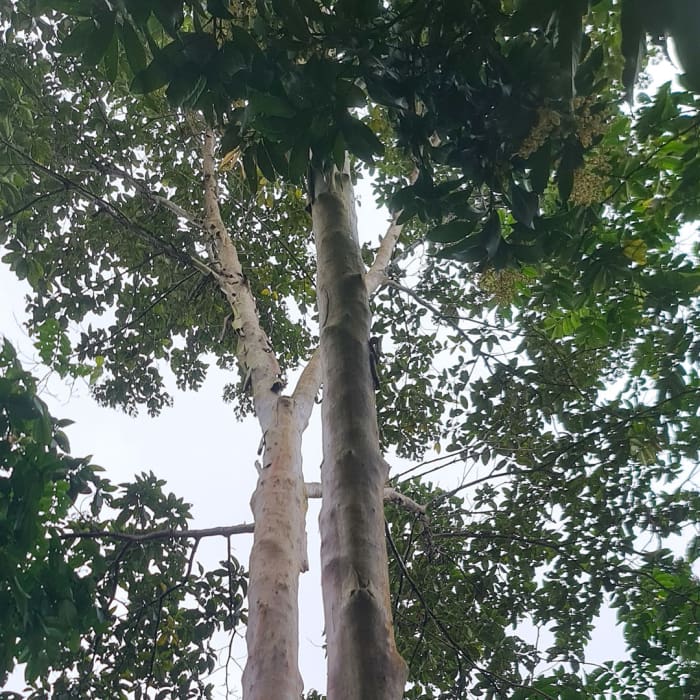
[0,186,66,223]
[60,523,255,543]
[0,135,214,277]
[201,128,283,422]
[305,482,427,515]
[89,160,205,230]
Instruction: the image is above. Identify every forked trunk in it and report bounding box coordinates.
[312,166,408,699]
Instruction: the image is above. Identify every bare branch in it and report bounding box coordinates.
[305,482,426,515]
[291,349,322,426]
[60,523,255,544]
[90,160,204,229]
[383,486,427,515]
[365,212,403,294]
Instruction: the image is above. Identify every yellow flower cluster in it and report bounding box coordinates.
[517,107,561,159]
[573,96,609,149]
[569,152,610,207]
[479,267,526,304]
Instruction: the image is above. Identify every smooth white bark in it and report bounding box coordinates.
[202,131,308,699]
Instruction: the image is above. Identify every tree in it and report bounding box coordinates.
[2,0,700,698]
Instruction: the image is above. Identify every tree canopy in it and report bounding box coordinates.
[2,0,700,698]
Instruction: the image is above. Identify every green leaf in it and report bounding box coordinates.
[181,32,218,67]
[102,31,119,83]
[510,183,538,229]
[336,79,366,108]
[527,141,552,194]
[206,0,233,18]
[436,235,485,263]
[229,26,261,58]
[575,44,604,94]
[256,142,277,182]
[552,0,586,96]
[336,0,379,21]
[166,70,207,108]
[620,0,646,102]
[36,0,95,13]
[426,219,475,244]
[242,149,258,192]
[263,139,289,176]
[557,140,583,203]
[270,0,311,39]
[288,140,309,183]
[131,58,170,94]
[478,212,502,258]
[220,127,242,156]
[83,13,116,66]
[59,19,97,56]
[332,131,346,170]
[120,19,147,74]
[248,90,295,118]
[339,115,384,163]
[153,0,184,37]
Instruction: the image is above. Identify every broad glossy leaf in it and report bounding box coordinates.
[102,31,119,83]
[36,0,95,13]
[120,19,147,74]
[478,212,502,258]
[242,149,258,192]
[130,58,170,94]
[527,141,552,195]
[220,126,242,156]
[510,183,538,229]
[248,90,295,118]
[336,79,366,109]
[271,0,311,39]
[182,32,218,67]
[557,141,583,203]
[124,0,152,25]
[256,141,277,182]
[288,139,309,183]
[620,0,646,101]
[426,219,475,244]
[207,0,233,18]
[153,0,184,37]
[229,26,261,58]
[166,70,206,108]
[340,114,384,163]
[59,19,97,55]
[82,13,116,66]
[436,234,485,263]
[263,139,289,176]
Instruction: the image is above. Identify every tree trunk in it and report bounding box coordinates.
[312,166,408,699]
[202,130,310,700]
[242,397,307,699]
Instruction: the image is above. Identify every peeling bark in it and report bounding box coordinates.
[202,130,308,700]
[313,166,408,700]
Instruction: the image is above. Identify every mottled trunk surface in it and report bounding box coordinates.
[242,398,307,699]
[202,131,309,700]
[312,167,408,699]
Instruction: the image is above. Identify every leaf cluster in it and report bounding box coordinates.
[0,340,248,699]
